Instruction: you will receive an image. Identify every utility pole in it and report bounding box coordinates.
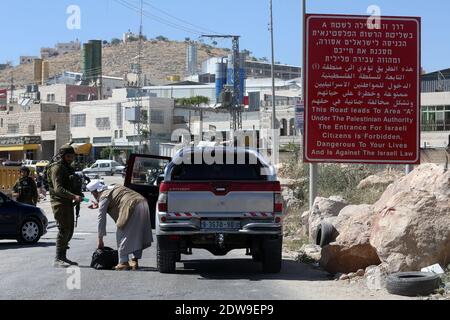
[10,71,14,103]
[269,0,278,166]
[133,0,145,154]
[302,0,316,210]
[270,0,276,132]
[138,0,143,89]
[405,164,413,175]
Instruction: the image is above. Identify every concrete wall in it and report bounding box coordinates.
[422,131,450,149]
[102,77,126,98]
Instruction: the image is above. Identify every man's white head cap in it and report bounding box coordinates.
[86,181,108,193]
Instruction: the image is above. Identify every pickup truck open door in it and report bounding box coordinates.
[124,154,172,229]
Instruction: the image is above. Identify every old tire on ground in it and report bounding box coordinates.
[157,241,177,274]
[261,237,282,273]
[316,222,335,248]
[18,219,41,244]
[386,272,441,297]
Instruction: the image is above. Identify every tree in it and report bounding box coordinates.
[141,129,150,141]
[111,38,122,46]
[212,41,218,46]
[100,146,120,160]
[175,96,210,107]
[192,96,210,106]
[185,37,191,42]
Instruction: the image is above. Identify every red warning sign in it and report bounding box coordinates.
[304,14,421,164]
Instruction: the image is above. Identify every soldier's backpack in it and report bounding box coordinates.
[42,162,56,192]
[90,247,119,270]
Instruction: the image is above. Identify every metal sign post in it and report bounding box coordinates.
[302,0,317,210]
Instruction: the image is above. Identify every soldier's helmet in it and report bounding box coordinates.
[20,166,30,174]
[59,144,76,157]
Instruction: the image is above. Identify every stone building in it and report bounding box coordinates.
[0,103,70,161]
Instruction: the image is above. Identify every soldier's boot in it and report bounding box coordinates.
[54,249,78,267]
[61,250,78,266]
[54,255,71,268]
[54,247,68,268]
[53,258,70,268]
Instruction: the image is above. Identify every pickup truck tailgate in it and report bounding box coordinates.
[164,182,279,213]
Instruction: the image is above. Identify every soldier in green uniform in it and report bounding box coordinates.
[12,167,38,206]
[47,145,83,267]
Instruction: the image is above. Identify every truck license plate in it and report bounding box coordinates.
[201,220,241,230]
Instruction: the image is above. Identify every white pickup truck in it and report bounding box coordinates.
[124,147,283,274]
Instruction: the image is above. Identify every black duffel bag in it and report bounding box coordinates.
[90,247,119,270]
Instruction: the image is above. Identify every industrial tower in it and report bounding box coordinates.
[201,35,243,131]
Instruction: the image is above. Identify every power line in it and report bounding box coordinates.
[113,0,206,36]
[142,0,223,36]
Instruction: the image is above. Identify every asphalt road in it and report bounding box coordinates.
[0,176,410,300]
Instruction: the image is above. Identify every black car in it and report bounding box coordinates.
[0,192,48,244]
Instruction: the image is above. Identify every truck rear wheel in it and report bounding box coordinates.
[261,237,282,274]
[157,240,177,273]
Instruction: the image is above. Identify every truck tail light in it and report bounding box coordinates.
[158,192,168,212]
[274,192,283,214]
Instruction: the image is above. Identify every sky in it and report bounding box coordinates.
[0,0,449,73]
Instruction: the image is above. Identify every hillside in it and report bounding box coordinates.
[0,40,230,88]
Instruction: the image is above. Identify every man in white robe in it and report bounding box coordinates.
[87,181,153,271]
